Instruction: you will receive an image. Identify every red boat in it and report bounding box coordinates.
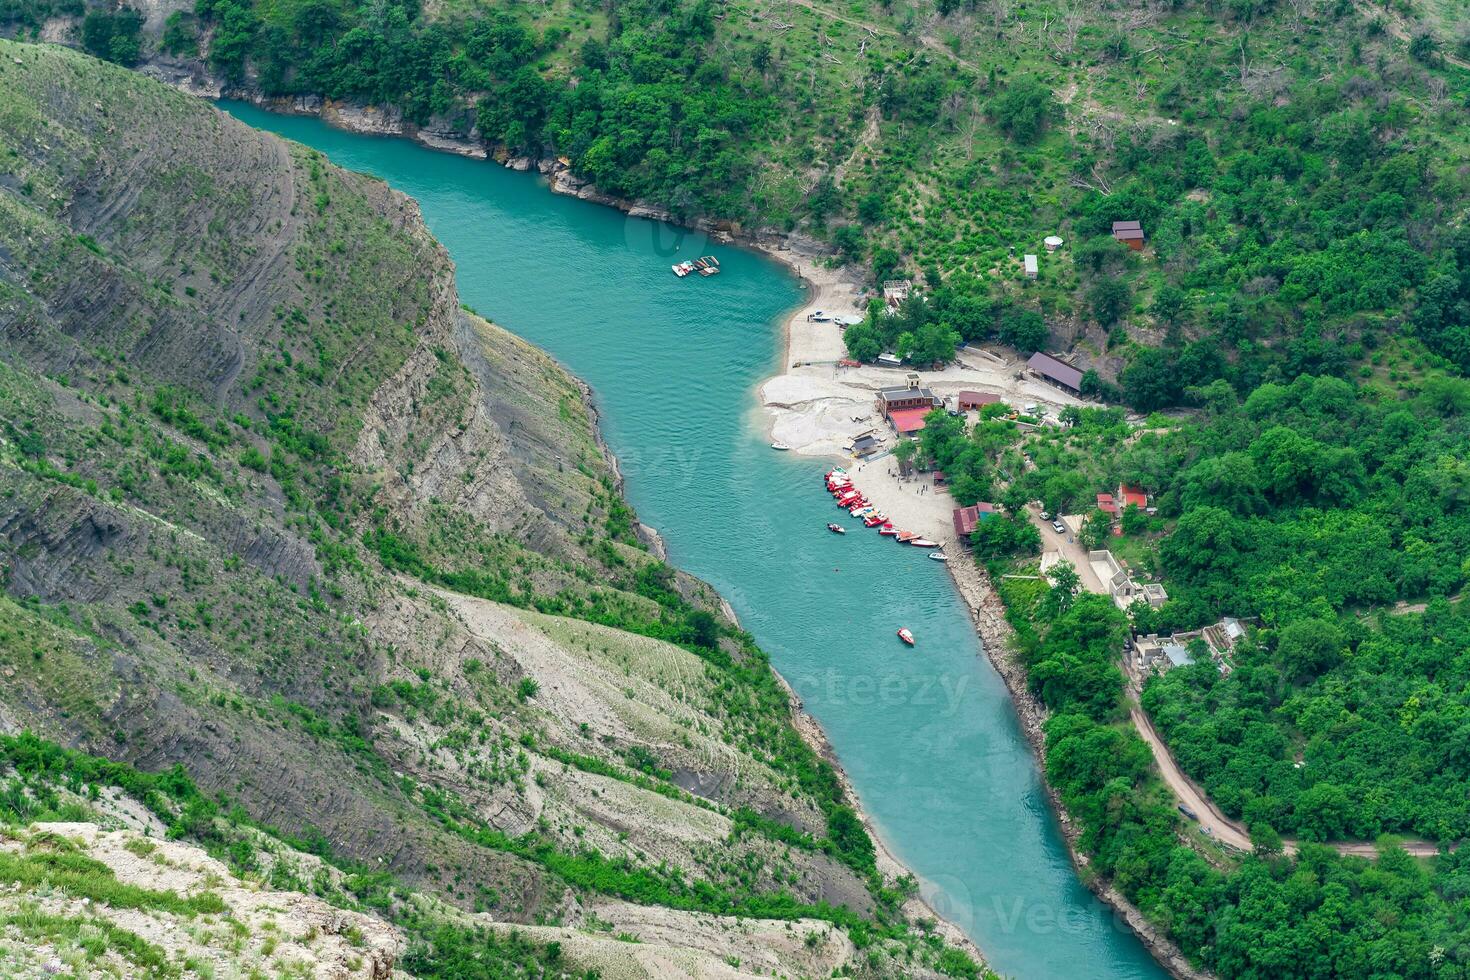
[897,628,915,646]
[896,530,918,543]
[878,524,898,536]
[863,513,888,527]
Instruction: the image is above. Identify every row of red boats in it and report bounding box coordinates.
[825,468,933,647]
[824,469,939,547]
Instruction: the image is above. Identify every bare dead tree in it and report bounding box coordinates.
[959,99,983,159]
[1428,74,1449,110]
[1069,162,1114,196]
[1060,0,1092,54]
[985,0,1011,37]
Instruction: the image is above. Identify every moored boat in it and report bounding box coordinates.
[827,522,846,534]
[896,530,917,543]
[929,550,949,561]
[771,441,790,451]
[878,524,898,536]
[910,538,939,547]
[863,513,888,527]
[897,628,915,646]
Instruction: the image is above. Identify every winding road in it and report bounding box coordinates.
[1024,507,1442,859]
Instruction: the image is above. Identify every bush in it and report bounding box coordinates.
[988,75,1058,143]
[81,7,144,65]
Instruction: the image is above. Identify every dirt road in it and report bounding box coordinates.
[1024,505,1444,860]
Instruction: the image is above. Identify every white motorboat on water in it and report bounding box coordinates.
[771,441,791,450]
[897,628,915,646]
[827,522,846,534]
[928,550,949,561]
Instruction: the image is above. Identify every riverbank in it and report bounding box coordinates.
[195,86,1176,980]
[804,459,1207,979]
[172,81,995,971]
[759,268,1210,977]
[756,246,1087,463]
[771,670,989,969]
[946,560,1211,980]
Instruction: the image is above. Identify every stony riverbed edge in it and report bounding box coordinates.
[156,72,1205,979]
[944,560,1211,980]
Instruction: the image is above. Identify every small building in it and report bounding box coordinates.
[1089,549,1168,611]
[1023,254,1038,279]
[1044,235,1064,252]
[1163,643,1194,668]
[851,434,882,456]
[1134,617,1248,677]
[1112,220,1145,251]
[1026,352,1084,396]
[833,313,865,327]
[958,390,1001,412]
[952,503,998,538]
[1096,492,1118,516]
[1119,485,1147,511]
[877,374,940,418]
[877,352,903,367]
[882,279,913,312]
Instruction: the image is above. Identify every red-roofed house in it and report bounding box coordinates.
[952,503,998,537]
[1095,484,1147,536]
[888,407,930,434]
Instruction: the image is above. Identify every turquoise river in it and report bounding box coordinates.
[225,102,1166,979]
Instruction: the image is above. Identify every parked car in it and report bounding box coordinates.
[1039,511,1052,521]
[1178,804,1199,822]
[1051,520,1066,534]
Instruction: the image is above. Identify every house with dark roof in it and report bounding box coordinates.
[1026,352,1084,395]
[877,374,940,417]
[952,503,998,537]
[958,390,1000,411]
[1112,220,1144,250]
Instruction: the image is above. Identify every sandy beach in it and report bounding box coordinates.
[757,251,1086,547]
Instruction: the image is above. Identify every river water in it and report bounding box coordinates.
[223,101,1164,979]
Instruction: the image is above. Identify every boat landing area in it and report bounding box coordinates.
[672,255,721,278]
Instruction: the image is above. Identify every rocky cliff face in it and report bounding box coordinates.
[0,40,980,978]
[0,821,406,978]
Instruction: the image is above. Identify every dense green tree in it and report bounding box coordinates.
[987,75,1057,143]
[1088,278,1131,326]
[970,513,1039,560]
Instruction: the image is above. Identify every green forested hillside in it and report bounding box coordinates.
[893,350,1470,974]
[10,0,1469,400]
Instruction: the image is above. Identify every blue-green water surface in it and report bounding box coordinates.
[223,101,1165,980]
